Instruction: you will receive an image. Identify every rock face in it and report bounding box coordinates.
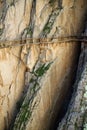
[0,0,87,40]
[12,43,80,130]
[0,0,87,130]
[57,44,87,130]
[57,25,87,130]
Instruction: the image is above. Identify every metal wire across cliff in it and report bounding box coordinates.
[0,35,87,49]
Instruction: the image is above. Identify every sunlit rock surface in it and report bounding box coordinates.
[0,0,87,130]
[0,0,87,40]
[12,43,80,130]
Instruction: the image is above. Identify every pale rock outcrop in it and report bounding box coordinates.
[2,0,33,40]
[12,43,80,130]
[0,0,33,130]
[0,0,87,130]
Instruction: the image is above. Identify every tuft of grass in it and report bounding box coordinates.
[27,28,32,35]
[34,62,53,77]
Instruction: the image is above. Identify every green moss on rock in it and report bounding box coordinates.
[41,8,61,37]
[12,61,53,130]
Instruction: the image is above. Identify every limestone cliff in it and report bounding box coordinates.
[57,44,87,130]
[57,24,87,130]
[0,0,87,130]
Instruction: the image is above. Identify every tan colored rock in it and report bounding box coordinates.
[0,1,33,130]
[13,43,80,130]
[0,0,87,130]
[2,0,33,40]
[0,47,26,130]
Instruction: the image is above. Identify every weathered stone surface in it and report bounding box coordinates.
[0,0,87,130]
[57,44,87,130]
[57,23,87,130]
[12,43,80,130]
[0,0,87,40]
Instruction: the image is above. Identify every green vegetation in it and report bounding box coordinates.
[49,0,56,6]
[30,62,53,93]
[27,27,33,36]
[0,28,3,36]
[34,62,53,77]
[13,61,53,130]
[75,122,79,130]
[41,8,61,37]
[14,100,34,130]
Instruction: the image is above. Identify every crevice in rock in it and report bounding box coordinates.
[56,44,87,130]
[51,43,82,130]
[40,7,63,38]
[21,0,36,39]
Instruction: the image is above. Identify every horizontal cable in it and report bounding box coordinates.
[0,35,87,49]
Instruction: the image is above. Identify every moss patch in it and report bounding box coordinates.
[0,28,3,36]
[12,61,53,130]
[41,8,61,38]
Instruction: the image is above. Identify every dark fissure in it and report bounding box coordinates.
[52,43,81,130]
